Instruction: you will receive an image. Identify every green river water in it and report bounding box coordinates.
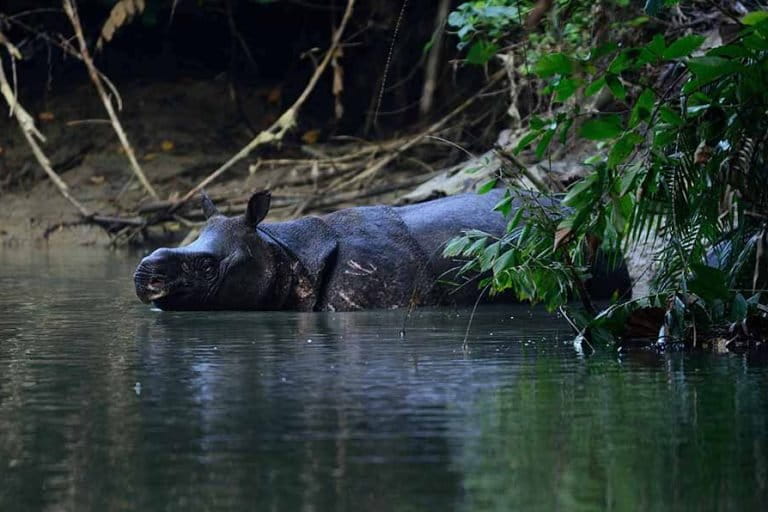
[0,249,767,511]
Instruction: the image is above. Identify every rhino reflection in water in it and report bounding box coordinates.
[134,190,631,311]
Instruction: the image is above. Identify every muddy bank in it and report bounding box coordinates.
[0,75,468,248]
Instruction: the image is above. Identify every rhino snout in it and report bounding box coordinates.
[134,252,180,304]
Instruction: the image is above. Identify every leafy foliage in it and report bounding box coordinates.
[446,1,768,346]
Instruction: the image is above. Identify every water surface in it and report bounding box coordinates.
[1,249,767,511]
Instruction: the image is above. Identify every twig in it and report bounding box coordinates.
[0,54,91,217]
[63,0,158,199]
[419,0,449,115]
[140,172,439,223]
[346,69,507,188]
[462,285,489,350]
[173,0,357,210]
[494,146,560,193]
[374,0,409,125]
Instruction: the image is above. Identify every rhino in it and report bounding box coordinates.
[134,190,631,311]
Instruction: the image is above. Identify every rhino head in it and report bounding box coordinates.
[134,191,284,310]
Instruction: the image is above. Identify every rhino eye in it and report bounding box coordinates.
[200,258,217,278]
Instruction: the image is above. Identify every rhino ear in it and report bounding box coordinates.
[245,190,271,227]
[200,191,220,219]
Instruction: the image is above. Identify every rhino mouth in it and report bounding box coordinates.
[144,280,169,302]
[134,267,175,304]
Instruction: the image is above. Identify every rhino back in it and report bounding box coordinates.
[395,190,507,270]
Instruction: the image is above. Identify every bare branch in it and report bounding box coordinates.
[174,0,357,209]
[63,0,158,199]
[0,54,91,217]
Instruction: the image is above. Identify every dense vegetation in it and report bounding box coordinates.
[445,0,768,349]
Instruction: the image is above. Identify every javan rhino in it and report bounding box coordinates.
[134,190,631,311]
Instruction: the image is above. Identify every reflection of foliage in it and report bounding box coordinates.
[461,351,768,510]
[447,3,768,346]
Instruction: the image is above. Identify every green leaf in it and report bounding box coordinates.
[466,40,499,65]
[686,56,741,83]
[689,263,730,302]
[743,34,768,51]
[629,88,655,128]
[535,53,573,77]
[742,11,768,26]
[653,125,676,147]
[605,74,627,100]
[476,179,497,194]
[463,238,487,257]
[608,51,631,74]
[619,162,644,196]
[493,194,513,217]
[443,236,469,257]
[493,249,516,276]
[648,34,665,53]
[563,174,596,207]
[584,77,606,97]
[515,130,541,154]
[554,77,579,102]
[627,15,650,27]
[662,35,705,59]
[659,106,683,126]
[580,115,623,140]
[589,42,618,60]
[480,241,500,271]
[608,131,643,168]
[707,44,751,58]
[730,293,748,322]
[506,205,524,229]
[535,129,556,159]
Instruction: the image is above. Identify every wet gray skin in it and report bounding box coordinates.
[134,190,632,311]
[134,192,281,310]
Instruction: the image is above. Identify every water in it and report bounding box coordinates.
[1,249,767,511]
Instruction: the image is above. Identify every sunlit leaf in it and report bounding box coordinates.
[742,11,768,26]
[476,179,497,194]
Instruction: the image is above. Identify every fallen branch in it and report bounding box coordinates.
[174,0,357,210]
[140,172,439,225]
[63,0,158,199]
